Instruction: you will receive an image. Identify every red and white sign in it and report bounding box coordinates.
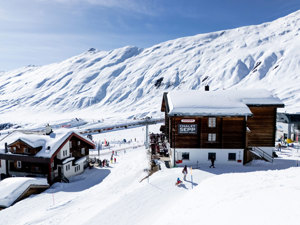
[181,119,195,123]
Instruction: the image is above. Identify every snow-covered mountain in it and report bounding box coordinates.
[1,10,300,122]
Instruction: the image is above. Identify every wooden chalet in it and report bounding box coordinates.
[0,129,95,184]
[161,89,284,167]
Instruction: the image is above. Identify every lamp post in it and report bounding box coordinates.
[144,117,150,149]
[172,128,176,167]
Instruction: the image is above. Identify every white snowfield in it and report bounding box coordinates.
[0,126,300,225]
[0,10,300,125]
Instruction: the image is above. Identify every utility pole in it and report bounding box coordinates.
[98,140,101,159]
[145,117,150,149]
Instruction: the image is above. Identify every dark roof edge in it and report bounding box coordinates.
[246,104,285,108]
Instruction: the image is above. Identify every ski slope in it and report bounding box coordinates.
[0,125,300,225]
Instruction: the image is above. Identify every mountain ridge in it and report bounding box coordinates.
[0,10,300,122]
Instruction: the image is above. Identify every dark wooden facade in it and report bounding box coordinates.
[69,136,90,158]
[167,116,246,149]
[247,106,277,147]
[8,140,42,155]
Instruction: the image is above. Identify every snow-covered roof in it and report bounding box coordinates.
[0,129,95,158]
[75,156,87,165]
[166,89,283,116]
[62,157,75,164]
[0,177,48,208]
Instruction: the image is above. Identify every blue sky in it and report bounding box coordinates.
[1,0,300,71]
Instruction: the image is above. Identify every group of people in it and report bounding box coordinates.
[175,158,216,186]
[110,151,118,164]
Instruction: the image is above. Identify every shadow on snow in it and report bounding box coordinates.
[48,168,111,193]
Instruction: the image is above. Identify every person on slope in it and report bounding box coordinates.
[182,165,188,181]
[175,177,182,186]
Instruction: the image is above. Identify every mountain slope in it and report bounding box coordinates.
[1,10,300,122]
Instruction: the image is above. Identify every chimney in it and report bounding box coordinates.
[205,85,209,91]
[45,124,53,135]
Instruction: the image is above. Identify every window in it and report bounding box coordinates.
[208,153,216,160]
[65,164,70,171]
[182,152,190,160]
[24,148,29,154]
[228,153,236,161]
[62,150,68,157]
[13,147,16,153]
[208,117,216,128]
[208,133,216,142]
[69,141,72,148]
[81,148,85,155]
[17,161,22,168]
[77,141,81,145]
[75,165,80,172]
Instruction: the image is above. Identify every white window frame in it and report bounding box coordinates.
[17,161,22,168]
[208,117,216,128]
[24,147,29,154]
[78,141,81,145]
[208,133,216,142]
[81,148,85,155]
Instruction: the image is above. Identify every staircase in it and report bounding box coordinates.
[250,146,273,163]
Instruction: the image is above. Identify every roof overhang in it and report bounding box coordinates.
[0,153,50,163]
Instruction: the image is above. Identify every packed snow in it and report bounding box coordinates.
[0,125,300,225]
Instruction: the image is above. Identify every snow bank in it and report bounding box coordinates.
[0,177,48,208]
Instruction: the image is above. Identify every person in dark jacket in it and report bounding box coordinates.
[209,156,215,168]
[182,165,188,181]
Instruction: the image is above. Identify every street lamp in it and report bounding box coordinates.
[172,128,176,167]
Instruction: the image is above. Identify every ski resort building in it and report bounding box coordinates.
[161,89,284,167]
[0,129,95,184]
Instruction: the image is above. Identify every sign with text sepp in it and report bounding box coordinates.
[178,124,197,134]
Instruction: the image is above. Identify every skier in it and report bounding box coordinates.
[182,165,188,181]
[114,157,116,163]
